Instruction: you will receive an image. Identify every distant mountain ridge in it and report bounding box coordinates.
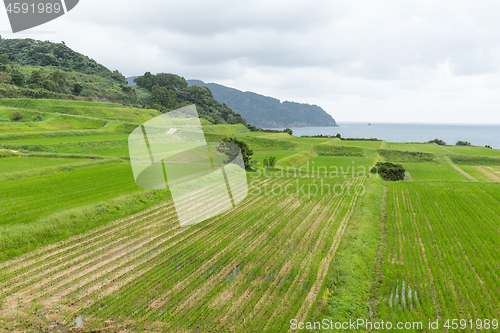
[187,80,337,128]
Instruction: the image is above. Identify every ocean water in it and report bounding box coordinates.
[277,123,500,149]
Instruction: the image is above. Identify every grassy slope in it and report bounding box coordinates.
[403,162,470,182]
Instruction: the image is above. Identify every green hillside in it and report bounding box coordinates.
[0,37,249,125]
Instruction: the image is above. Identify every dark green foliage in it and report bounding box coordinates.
[217,137,254,171]
[283,128,293,135]
[151,85,176,110]
[485,145,493,149]
[0,53,11,65]
[135,72,247,125]
[371,162,405,181]
[245,123,260,132]
[72,83,83,95]
[456,140,472,146]
[428,138,446,145]
[10,70,24,86]
[110,70,127,84]
[378,149,434,162]
[10,110,22,121]
[186,79,337,128]
[314,145,364,156]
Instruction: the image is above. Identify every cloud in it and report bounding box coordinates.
[2,0,500,123]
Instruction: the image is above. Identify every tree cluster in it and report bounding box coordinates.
[371,162,406,181]
[428,138,446,145]
[456,141,472,146]
[217,137,254,171]
[134,72,247,125]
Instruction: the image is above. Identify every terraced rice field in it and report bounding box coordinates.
[385,142,445,153]
[0,163,139,226]
[0,156,85,174]
[0,176,365,332]
[442,146,500,157]
[337,140,383,149]
[381,182,500,328]
[459,166,500,182]
[403,163,469,182]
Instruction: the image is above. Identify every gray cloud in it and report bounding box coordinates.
[2,0,500,123]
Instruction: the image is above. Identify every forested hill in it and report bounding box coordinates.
[0,37,248,125]
[0,37,114,79]
[187,80,337,128]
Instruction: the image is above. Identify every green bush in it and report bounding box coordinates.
[263,156,277,168]
[370,161,405,181]
[10,110,22,121]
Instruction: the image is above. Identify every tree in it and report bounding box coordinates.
[371,162,405,181]
[335,133,342,139]
[151,85,176,110]
[0,71,11,84]
[111,70,127,85]
[217,137,254,171]
[72,83,83,95]
[428,138,446,145]
[0,54,10,65]
[263,156,277,168]
[10,111,22,121]
[29,69,43,85]
[10,70,24,86]
[283,128,293,135]
[456,141,472,146]
[32,114,42,122]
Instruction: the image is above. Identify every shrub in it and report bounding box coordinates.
[263,156,277,168]
[370,162,405,181]
[32,114,42,122]
[10,110,22,121]
[456,140,472,146]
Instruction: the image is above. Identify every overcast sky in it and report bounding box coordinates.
[2,1,500,124]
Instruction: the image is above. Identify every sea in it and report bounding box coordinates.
[271,123,500,149]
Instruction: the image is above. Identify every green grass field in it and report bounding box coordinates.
[381,182,500,325]
[337,140,384,149]
[459,165,500,182]
[385,142,445,153]
[403,162,469,181]
[0,163,140,227]
[442,145,500,156]
[0,156,86,174]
